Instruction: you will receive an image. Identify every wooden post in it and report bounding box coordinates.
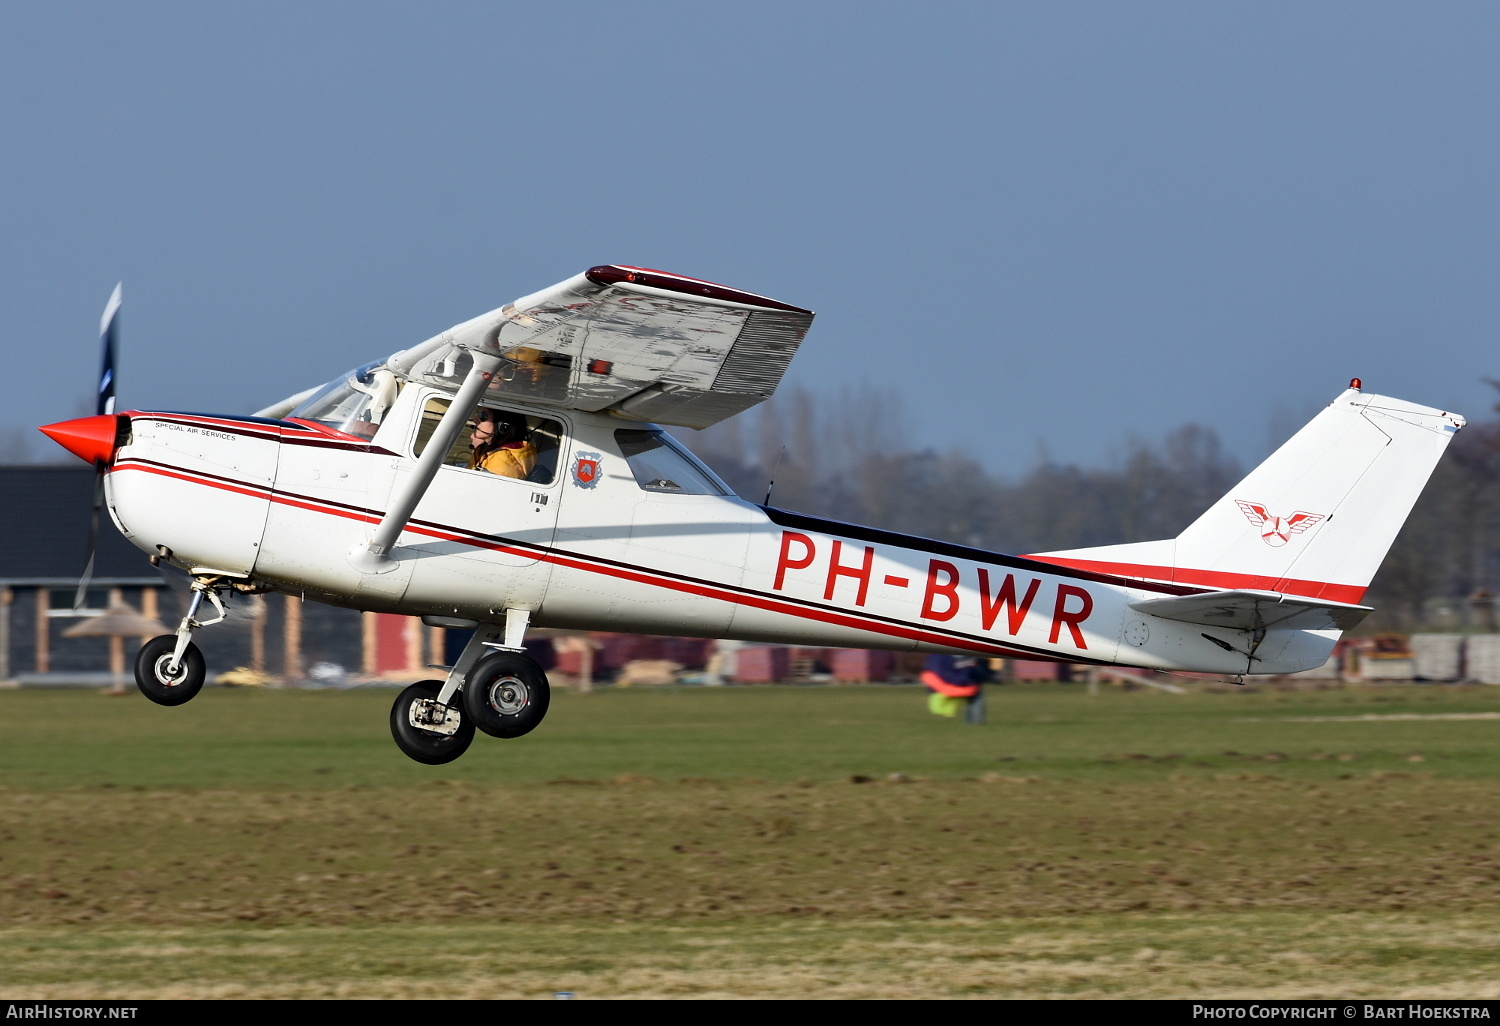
[578,639,594,695]
[35,588,49,674]
[405,616,423,674]
[140,587,159,643]
[362,611,378,677]
[108,635,125,691]
[249,594,266,673]
[284,594,302,680]
[0,586,11,681]
[107,587,125,692]
[429,625,446,669]
[555,634,594,694]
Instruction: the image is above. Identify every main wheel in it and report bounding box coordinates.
[134,635,206,706]
[390,680,474,765]
[463,652,551,739]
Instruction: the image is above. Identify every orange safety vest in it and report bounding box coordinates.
[920,670,980,698]
[471,441,537,479]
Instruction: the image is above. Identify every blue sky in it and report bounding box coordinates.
[3,3,1497,473]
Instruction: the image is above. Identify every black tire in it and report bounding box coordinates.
[134,635,206,706]
[390,680,474,765]
[463,652,550,739]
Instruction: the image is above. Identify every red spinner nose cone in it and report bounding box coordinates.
[38,415,123,466]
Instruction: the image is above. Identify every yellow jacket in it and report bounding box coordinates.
[470,442,537,479]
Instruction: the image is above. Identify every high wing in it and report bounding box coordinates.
[385,265,814,430]
[1129,589,1373,632]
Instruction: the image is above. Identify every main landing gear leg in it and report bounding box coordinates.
[134,574,230,706]
[463,608,551,740]
[435,622,504,708]
[389,622,500,766]
[388,609,552,764]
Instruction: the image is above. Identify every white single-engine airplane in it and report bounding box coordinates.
[39,266,1465,763]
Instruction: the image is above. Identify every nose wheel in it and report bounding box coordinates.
[134,635,206,706]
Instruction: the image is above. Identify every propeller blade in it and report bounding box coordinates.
[74,463,105,610]
[75,284,122,609]
[97,283,121,416]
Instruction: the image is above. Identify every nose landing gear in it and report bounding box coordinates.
[133,573,234,706]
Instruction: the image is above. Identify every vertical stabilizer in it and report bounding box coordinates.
[1031,386,1464,604]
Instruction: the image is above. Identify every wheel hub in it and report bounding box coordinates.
[152,653,190,687]
[486,675,529,715]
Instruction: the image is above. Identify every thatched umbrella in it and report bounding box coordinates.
[64,601,169,694]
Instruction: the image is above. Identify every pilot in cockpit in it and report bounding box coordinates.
[468,408,537,479]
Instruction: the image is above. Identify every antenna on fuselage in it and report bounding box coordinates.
[762,445,786,507]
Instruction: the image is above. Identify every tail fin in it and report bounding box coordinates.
[1032,386,1465,603]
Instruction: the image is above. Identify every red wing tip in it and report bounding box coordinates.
[584,265,811,314]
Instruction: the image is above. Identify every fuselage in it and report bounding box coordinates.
[103,382,1334,675]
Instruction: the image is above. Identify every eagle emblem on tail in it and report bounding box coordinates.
[1235,500,1326,547]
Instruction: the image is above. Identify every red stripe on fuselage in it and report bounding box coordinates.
[1024,556,1365,605]
[112,458,272,501]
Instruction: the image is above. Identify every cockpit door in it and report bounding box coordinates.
[394,394,564,567]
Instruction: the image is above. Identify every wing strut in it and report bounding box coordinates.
[349,353,501,574]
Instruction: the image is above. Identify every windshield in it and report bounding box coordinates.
[288,362,403,440]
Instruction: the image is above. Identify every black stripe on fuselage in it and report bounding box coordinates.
[758,506,1203,597]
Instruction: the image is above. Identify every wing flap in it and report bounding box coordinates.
[1130,589,1373,632]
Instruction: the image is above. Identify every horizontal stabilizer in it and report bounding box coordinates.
[1130,590,1373,632]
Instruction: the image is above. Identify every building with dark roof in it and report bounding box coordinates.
[0,465,371,684]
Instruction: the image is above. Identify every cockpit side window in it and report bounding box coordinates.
[288,362,403,440]
[614,429,730,495]
[415,397,563,485]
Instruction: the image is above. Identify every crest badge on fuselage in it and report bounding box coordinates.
[572,451,602,489]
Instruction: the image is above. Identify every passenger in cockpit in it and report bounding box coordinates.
[468,409,537,479]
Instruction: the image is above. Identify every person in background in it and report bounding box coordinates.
[921,653,989,724]
[468,408,537,479]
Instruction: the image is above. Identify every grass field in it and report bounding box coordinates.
[1,682,1499,998]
